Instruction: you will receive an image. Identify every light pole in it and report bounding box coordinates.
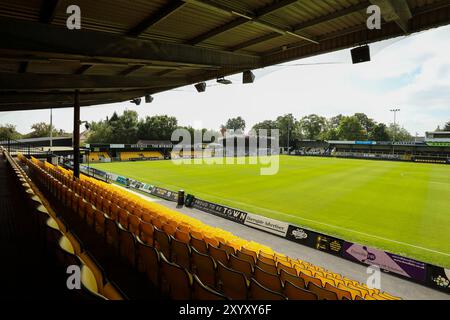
[287,122,290,154]
[390,108,400,155]
[49,108,53,148]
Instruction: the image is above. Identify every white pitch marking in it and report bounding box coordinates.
[191,191,450,258]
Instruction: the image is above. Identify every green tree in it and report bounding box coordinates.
[387,124,413,142]
[86,120,113,143]
[25,122,68,138]
[225,117,246,132]
[369,123,390,141]
[109,110,139,143]
[299,114,327,140]
[337,116,365,140]
[252,120,279,136]
[137,114,178,141]
[276,114,297,148]
[353,113,375,139]
[0,124,22,141]
[443,121,450,131]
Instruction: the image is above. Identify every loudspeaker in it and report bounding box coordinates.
[243,70,255,84]
[351,45,370,64]
[194,82,206,92]
[145,95,154,103]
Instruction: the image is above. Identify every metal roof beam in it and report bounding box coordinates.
[127,1,186,37]
[0,17,261,70]
[184,0,317,45]
[0,72,188,91]
[0,90,158,111]
[74,64,93,75]
[370,0,412,33]
[229,1,370,51]
[39,0,61,24]
[119,65,145,76]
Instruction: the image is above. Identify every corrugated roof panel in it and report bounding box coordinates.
[245,34,307,54]
[52,0,169,35]
[83,64,126,76]
[27,60,82,75]
[203,22,269,49]
[143,3,234,42]
[0,61,21,73]
[264,0,364,29]
[0,0,43,21]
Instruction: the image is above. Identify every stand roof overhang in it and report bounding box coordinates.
[0,0,449,111]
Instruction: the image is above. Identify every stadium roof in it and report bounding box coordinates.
[0,0,449,111]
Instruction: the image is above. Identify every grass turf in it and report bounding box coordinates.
[92,156,450,267]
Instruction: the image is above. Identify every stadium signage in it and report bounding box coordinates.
[191,198,247,224]
[150,186,178,202]
[427,266,450,293]
[243,213,289,237]
[342,242,427,282]
[355,141,376,145]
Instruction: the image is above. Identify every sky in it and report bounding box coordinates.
[1,24,450,136]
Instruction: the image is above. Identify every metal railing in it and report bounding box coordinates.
[0,138,59,158]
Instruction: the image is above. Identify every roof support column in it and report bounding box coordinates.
[73,90,80,178]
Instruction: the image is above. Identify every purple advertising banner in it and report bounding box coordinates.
[342,242,427,283]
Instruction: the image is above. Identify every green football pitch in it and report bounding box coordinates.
[91,156,450,267]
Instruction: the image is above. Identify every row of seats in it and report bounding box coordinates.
[171,151,204,159]
[88,152,110,162]
[119,151,163,161]
[4,150,125,300]
[21,154,228,299]
[19,154,400,300]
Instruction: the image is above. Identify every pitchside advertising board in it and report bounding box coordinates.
[150,186,179,202]
[188,197,247,224]
[341,242,427,282]
[244,213,289,237]
[285,225,343,255]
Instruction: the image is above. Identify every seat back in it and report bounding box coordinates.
[253,266,283,293]
[308,282,338,300]
[284,281,318,300]
[300,272,323,288]
[208,245,229,266]
[216,261,248,300]
[162,223,177,236]
[192,274,228,300]
[190,235,208,254]
[154,227,171,258]
[174,229,191,244]
[191,247,216,288]
[105,216,119,248]
[249,279,286,300]
[277,263,297,276]
[256,259,278,274]
[128,215,141,235]
[279,269,305,288]
[94,208,106,237]
[138,221,154,246]
[118,225,136,266]
[324,283,352,300]
[136,238,160,287]
[229,254,253,280]
[170,237,191,270]
[236,251,256,266]
[219,242,236,255]
[159,253,192,300]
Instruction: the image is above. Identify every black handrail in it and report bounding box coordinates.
[0,138,60,158]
